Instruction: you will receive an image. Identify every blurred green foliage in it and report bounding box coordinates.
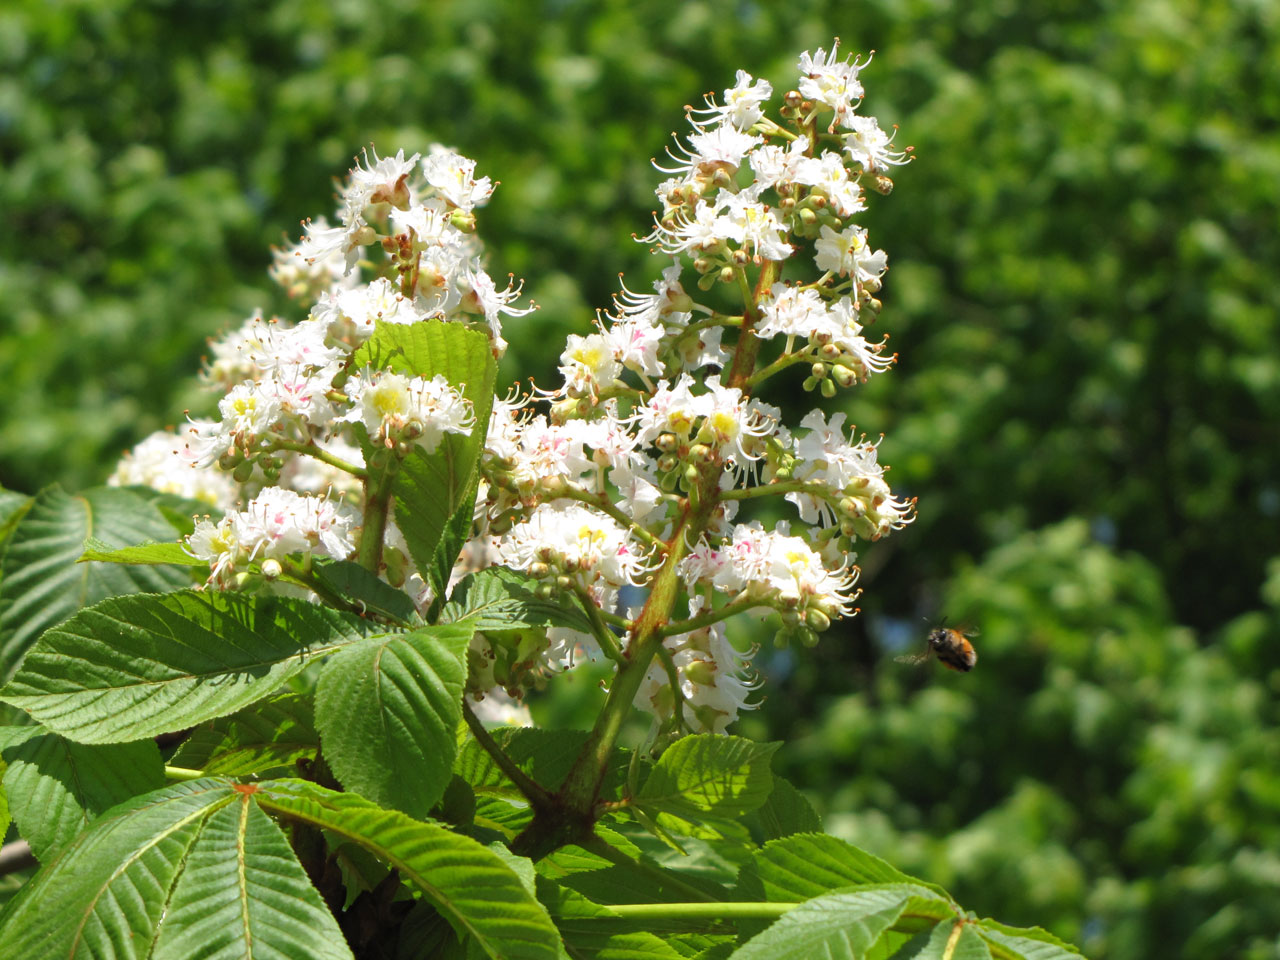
[2,0,1278,957]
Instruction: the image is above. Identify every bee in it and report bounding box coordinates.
[896,621,978,672]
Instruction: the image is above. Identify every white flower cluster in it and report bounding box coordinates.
[186,489,357,588]
[112,43,915,739]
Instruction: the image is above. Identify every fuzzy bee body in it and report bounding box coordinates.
[927,626,977,672]
[896,622,978,671]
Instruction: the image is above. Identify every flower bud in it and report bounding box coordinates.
[718,266,736,285]
[351,225,377,247]
[831,365,857,388]
[658,454,678,473]
[383,546,408,587]
[260,558,282,580]
[683,658,718,687]
[873,175,894,196]
[528,561,550,580]
[802,376,820,393]
[689,443,712,462]
[806,608,831,632]
[655,432,678,453]
[820,378,837,398]
[799,207,817,226]
[683,463,701,485]
[811,362,827,379]
[232,459,256,484]
[819,343,841,360]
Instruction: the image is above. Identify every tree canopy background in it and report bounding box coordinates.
[2,1,1277,957]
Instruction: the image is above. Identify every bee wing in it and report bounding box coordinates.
[894,653,931,666]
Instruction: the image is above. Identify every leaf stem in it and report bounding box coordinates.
[571,584,627,665]
[271,439,367,478]
[164,764,206,781]
[657,590,758,637]
[461,701,556,814]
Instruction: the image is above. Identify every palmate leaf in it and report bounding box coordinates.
[635,735,778,822]
[731,884,955,960]
[257,779,561,960]
[169,692,319,778]
[0,725,164,861]
[740,775,823,843]
[735,833,927,903]
[0,590,382,743]
[976,920,1084,958]
[442,566,593,634]
[78,536,203,567]
[536,877,687,960]
[314,621,472,818]
[914,920,997,960]
[0,778,353,959]
[350,320,497,600]
[0,487,32,548]
[311,558,421,626]
[0,485,193,683]
[455,727,593,797]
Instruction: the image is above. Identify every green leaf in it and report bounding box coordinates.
[0,488,32,549]
[914,921,996,960]
[736,833,927,903]
[315,622,472,818]
[0,778,353,959]
[0,757,9,842]
[731,884,954,960]
[79,536,204,566]
[536,877,686,959]
[0,590,381,743]
[976,919,1083,958]
[635,735,778,821]
[442,566,593,634]
[257,778,561,960]
[741,775,823,843]
[312,558,421,625]
[351,320,497,592]
[0,726,164,861]
[0,485,193,683]
[169,692,319,778]
[455,727,592,797]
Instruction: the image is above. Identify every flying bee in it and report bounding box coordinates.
[896,621,978,672]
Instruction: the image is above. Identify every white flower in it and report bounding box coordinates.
[797,41,870,131]
[270,219,360,300]
[690,70,773,131]
[656,125,762,179]
[814,223,887,282]
[715,190,795,261]
[680,521,859,618]
[421,149,494,212]
[634,597,758,735]
[458,267,535,356]
[185,488,357,586]
[466,689,533,728]
[109,428,237,509]
[313,277,427,345]
[794,150,866,217]
[749,135,810,190]
[559,332,622,397]
[756,283,830,340]
[497,502,650,589]
[843,116,911,172]
[341,370,473,453]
